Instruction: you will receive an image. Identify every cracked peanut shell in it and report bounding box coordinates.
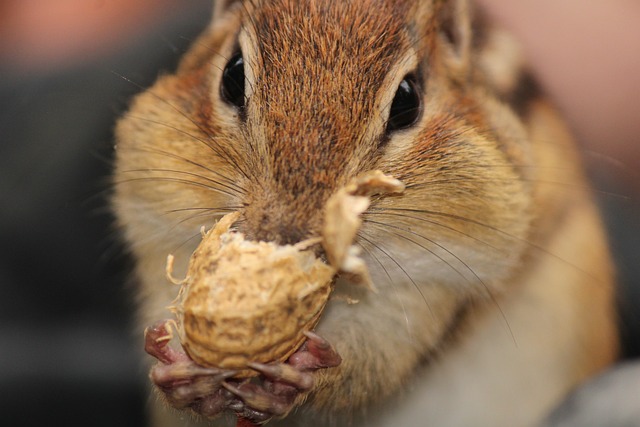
[172,212,335,374]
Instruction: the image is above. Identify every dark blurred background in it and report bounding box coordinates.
[0,1,213,426]
[0,1,638,426]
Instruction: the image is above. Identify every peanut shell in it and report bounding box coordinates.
[172,213,334,375]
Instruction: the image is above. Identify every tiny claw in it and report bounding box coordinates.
[238,408,272,424]
[221,382,249,399]
[248,362,313,390]
[223,382,289,415]
[288,332,342,370]
[303,331,329,348]
[151,361,228,385]
[164,370,238,409]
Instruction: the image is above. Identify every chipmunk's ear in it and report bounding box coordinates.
[213,0,243,19]
[177,0,243,72]
[437,0,472,77]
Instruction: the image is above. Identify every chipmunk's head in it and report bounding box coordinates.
[115,0,535,294]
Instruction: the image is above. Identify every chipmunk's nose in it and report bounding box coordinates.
[270,223,308,246]
[244,215,312,246]
[240,195,323,246]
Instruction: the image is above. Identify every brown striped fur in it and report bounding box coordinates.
[113,1,618,426]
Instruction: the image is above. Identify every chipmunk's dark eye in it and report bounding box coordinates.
[386,75,421,133]
[221,51,246,110]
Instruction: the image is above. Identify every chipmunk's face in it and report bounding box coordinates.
[115,0,535,296]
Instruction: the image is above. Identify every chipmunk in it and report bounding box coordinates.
[112,0,619,426]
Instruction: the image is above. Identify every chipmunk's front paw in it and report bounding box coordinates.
[145,320,238,417]
[145,321,341,424]
[224,332,342,422]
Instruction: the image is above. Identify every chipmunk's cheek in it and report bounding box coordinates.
[361,233,516,295]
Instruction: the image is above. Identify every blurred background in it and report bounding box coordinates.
[0,1,638,426]
[1,1,213,426]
